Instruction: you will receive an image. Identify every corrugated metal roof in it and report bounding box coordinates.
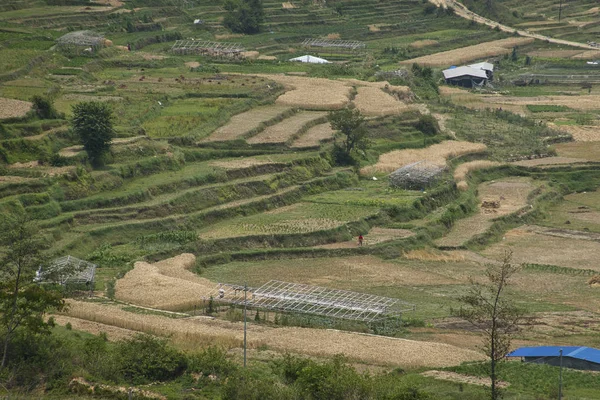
[468,62,494,72]
[442,66,488,80]
[508,346,600,364]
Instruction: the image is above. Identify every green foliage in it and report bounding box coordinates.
[113,334,187,384]
[187,346,237,379]
[414,114,440,136]
[30,95,63,120]
[526,104,572,113]
[223,0,264,34]
[328,108,371,166]
[71,101,115,168]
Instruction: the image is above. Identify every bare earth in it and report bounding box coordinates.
[422,370,509,388]
[0,97,31,119]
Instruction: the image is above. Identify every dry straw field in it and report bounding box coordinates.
[353,86,410,116]
[453,160,503,189]
[362,140,487,175]
[548,124,600,142]
[0,97,31,119]
[209,158,276,169]
[409,39,439,49]
[483,94,600,111]
[264,75,352,110]
[115,254,215,311]
[439,86,526,114]
[247,111,327,144]
[291,123,335,148]
[203,106,291,142]
[400,37,534,67]
[63,300,484,367]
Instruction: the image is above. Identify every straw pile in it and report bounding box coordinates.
[291,123,335,148]
[247,111,327,144]
[115,254,215,311]
[0,97,31,119]
[265,75,352,110]
[400,37,534,67]
[64,300,484,367]
[203,106,291,142]
[454,160,503,189]
[362,141,487,175]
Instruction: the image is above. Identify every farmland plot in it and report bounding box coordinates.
[247,111,327,144]
[400,37,534,67]
[203,105,292,142]
[198,202,380,239]
[0,97,31,119]
[291,123,335,148]
[353,86,410,116]
[362,140,487,175]
[265,75,352,110]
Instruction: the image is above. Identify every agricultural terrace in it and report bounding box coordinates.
[5,0,600,398]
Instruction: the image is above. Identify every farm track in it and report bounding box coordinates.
[429,0,596,50]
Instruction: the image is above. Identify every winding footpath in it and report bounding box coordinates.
[429,0,597,50]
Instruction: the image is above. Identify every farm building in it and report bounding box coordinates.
[467,62,494,80]
[56,31,106,55]
[289,55,330,64]
[442,65,488,88]
[35,255,97,291]
[389,161,445,190]
[507,346,600,371]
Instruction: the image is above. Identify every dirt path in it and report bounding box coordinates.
[422,370,509,388]
[430,0,596,50]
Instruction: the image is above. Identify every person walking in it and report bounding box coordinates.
[358,234,363,246]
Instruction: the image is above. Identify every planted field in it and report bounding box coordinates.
[453,160,503,189]
[552,124,600,142]
[291,123,335,148]
[400,37,534,67]
[539,189,600,233]
[198,202,379,239]
[0,97,31,119]
[315,227,414,248]
[362,140,487,175]
[203,105,291,142]
[305,180,421,207]
[247,111,327,144]
[353,86,410,116]
[555,141,600,161]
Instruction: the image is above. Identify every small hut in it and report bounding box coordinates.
[56,31,105,56]
[35,255,97,294]
[389,161,445,190]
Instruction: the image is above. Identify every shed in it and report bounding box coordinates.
[389,161,445,190]
[289,55,330,64]
[442,66,488,88]
[35,255,97,290]
[468,62,494,80]
[507,346,600,371]
[56,31,105,55]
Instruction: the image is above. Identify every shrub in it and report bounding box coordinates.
[187,346,237,379]
[30,95,63,120]
[114,334,187,384]
[414,114,440,136]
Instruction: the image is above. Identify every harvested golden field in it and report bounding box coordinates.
[264,75,352,110]
[52,315,136,341]
[361,140,487,175]
[453,160,503,188]
[436,178,535,247]
[353,86,410,116]
[315,228,414,249]
[409,39,439,49]
[403,249,465,263]
[247,111,327,144]
[571,50,600,60]
[554,141,600,161]
[510,156,589,167]
[486,94,600,111]
[439,86,526,114]
[526,49,584,58]
[400,38,534,67]
[482,225,600,271]
[291,123,335,148]
[64,300,484,367]
[209,158,276,169]
[115,254,215,311]
[203,106,291,142]
[0,97,31,119]
[550,124,600,142]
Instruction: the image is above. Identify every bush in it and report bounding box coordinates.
[187,346,237,379]
[414,114,440,136]
[114,334,187,384]
[30,95,63,120]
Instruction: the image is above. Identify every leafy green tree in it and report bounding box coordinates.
[30,95,63,120]
[223,0,264,34]
[455,251,526,400]
[0,215,65,370]
[328,108,371,165]
[71,101,115,167]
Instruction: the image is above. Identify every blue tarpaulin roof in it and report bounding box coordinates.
[508,346,600,364]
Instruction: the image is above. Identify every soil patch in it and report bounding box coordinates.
[0,97,31,119]
[422,370,509,388]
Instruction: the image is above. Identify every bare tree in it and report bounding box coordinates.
[455,251,526,400]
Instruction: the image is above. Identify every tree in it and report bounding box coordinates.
[30,95,63,120]
[328,108,371,165]
[71,101,115,167]
[223,0,264,34]
[455,251,526,400]
[0,214,65,370]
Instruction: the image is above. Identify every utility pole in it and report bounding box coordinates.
[558,0,563,22]
[558,348,563,400]
[243,282,247,368]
